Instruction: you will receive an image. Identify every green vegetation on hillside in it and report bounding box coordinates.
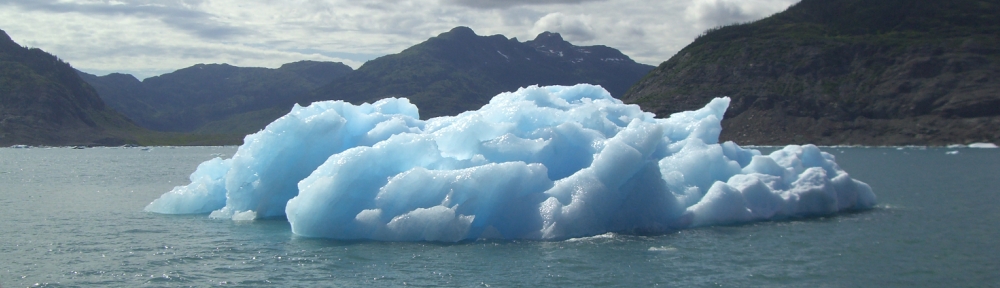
[0,29,141,146]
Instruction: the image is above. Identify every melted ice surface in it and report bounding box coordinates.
[146,84,876,241]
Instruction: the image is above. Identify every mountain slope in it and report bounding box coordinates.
[0,29,140,146]
[310,27,654,119]
[80,61,353,133]
[622,0,1000,145]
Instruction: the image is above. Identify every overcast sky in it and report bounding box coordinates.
[0,0,797,79]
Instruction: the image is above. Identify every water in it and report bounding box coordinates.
[1,146,998,287]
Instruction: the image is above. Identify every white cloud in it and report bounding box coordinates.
[0,0,799,79]
[442,0,606,9]
[531,12,596,42]
[684,0,798,30]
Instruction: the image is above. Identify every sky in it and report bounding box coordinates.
[0,0,798,79]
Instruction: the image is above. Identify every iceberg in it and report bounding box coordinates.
[969,142,998,149]
[146,84,876,241]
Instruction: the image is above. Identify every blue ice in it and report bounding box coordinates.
[145,84,876,241]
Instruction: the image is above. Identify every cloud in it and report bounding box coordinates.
[531,12,596,42]
[0,0,798,79]
[72,41,365,80]
[0,0,248,39]
[684,0,798,30]
[443,0,606,9]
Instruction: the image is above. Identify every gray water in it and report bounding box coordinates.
[0,146,998,287]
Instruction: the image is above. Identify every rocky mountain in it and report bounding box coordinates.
[80,61,353,133]
[622,0,1000,145]
[82,27,652,136]
[0,29,140,146]
[309,27,655,119]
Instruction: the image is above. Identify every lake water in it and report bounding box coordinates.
[1,146,998,287]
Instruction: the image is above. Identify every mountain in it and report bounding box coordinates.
[309,27,654,119]
[622,0,1000,145]
[83,27,652,136]
[0,29,140,146]
[80,61,353,133]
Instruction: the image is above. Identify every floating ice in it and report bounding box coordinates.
[947,143,999,149]
[145,157,230,214]
[648,246,678,252]
[969,143,998,149]
[145,84,876,241]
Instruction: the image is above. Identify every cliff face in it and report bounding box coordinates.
[0,29,138,146]
[623,0,1000,145]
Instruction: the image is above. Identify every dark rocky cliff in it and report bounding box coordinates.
[623,0,1000,145]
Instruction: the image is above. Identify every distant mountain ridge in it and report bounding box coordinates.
[84,27,653,135]
[623,0,1000,145]
[309,26,654,119]
[79,61,353,133]
[0,29,139,146]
